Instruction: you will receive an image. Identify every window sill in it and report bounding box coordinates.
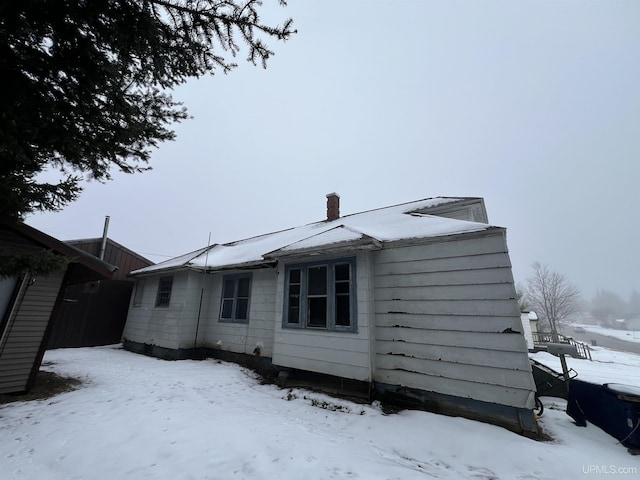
[282,324,357,334]
[219,318,249,324]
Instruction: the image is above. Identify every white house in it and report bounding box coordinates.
[520,311,539,350]
[122,195,538,436]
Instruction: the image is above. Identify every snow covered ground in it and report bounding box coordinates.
[531,344,640,387]
[1,345,639,480]
[575,325,640,344]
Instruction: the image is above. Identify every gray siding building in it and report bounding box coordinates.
[122,196,538,435]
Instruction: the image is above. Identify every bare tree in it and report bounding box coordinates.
[515,282,529,312]
[526,262,581,337]
[526,262,581,388]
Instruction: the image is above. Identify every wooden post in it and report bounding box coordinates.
[551,322,571,395]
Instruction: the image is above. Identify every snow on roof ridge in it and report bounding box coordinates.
[129,245,215,274]
[265,224,376,256]
[130,196,492,276]
[228,197,466,241]
[215,197,468,249]
[221,226,298,247]
[334,196,469,221]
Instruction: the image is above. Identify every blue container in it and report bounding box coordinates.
[567,379,640,451]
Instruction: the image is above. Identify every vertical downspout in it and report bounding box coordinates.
[365,251,377,401]
[193,233,212,351]
[99,216,110,260]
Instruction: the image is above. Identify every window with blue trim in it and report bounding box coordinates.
[220,274,252,323]
[283,258,356,332]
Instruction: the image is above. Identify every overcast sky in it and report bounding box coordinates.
[27,0,640,301]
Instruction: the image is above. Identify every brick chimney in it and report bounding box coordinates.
[326,192,340,221]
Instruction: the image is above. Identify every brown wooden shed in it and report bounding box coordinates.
[46,238,153,349]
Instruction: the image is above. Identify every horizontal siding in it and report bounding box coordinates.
[0,364,32,377]
[374,253,512,276]
[375,283,515,301]
[373,268,514,288]
[0,378,32,392]
[373,234,535,409]
[375,234,508,264]
[204,325,272,355]
[375,340,531,370]
[176,271,213,347]
[212,324,273,341]
[0,366,34,378]
[122,271,195,350]
[0,353,44,367]
[376,313,524,333]
[375,328,525,352]
[375,299,518,317]
[0,272,64,394]
[375,369,533,408]
[276,329,370,352]
[123,305,183,350]
[3,304,52,314]
[375,354,533,389]
[202,269,276,357]
[0,341,51,353]
[275,342,369,366]
[4,320,52,334]
[275,354,370,381]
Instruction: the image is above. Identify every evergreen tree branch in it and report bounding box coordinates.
[0,0,295,219]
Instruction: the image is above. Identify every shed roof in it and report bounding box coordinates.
[130,197,496,276]
[1,218,117,283]
[65,237,153,280]
[66,237,153,265]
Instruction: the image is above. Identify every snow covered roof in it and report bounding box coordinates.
[130,197,496,275]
